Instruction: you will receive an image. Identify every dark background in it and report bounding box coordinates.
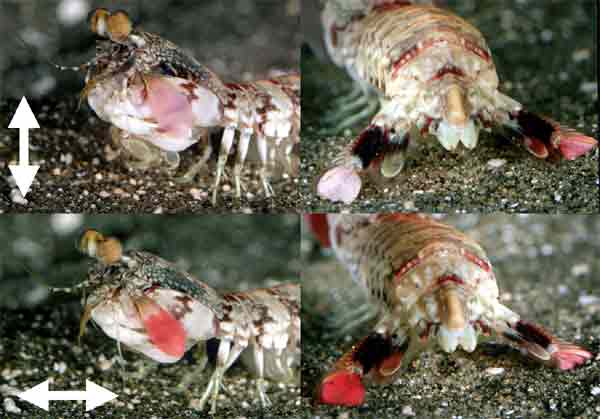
[0,0,301,213]
[0,214,302,418]
[0,0,300,99]
[300,0,598,213]
[302,215,600,419]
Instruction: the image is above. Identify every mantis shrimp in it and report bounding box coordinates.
[316,0,597,204]
[306,214,592,406]
[52,230,300,413]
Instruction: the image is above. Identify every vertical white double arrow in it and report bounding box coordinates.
[8,97,40,197]
[18,379,118,412]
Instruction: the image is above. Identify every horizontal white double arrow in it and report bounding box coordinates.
[18,379,118,412]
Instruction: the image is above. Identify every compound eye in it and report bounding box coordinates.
[79,229,105,258]
[106,10,133,43]
[79,229,123,265]
[88,8,110,38]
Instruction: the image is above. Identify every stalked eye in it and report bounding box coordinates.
[79,229,105,257]
[88,8,110,38]
[106,10,133,43]
[79,229,123,265]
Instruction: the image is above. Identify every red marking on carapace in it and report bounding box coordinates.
[435,274,466,287]
[430,65,466,81]
[391,43,421,78]
[463,39,491,62]
[394,254,424,283]
[317,370,365,406]
[395,247,490,284]
[392,36,491,79]
[461,250,491,272]
[304,214,331,248]
[372,1,413,12]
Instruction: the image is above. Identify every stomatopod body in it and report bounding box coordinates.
[53,230,300,413]
[59,9,300,204]
[306,214,592,406]
[316,0,597,204]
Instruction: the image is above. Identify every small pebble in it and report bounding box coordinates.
[189,398,202,410]
[578,295,599,306]
[97,354,113,371]
[572,48,591,62]
[402,405,416,416]
[60,152,73,165]
[10,189,28,205]
[580,81,596,95]
[571,263,590,277]
[487,158,506,169]
[3,397,21,414]
[485,367,505,376]
[403,201,416,210]
[53,361,67,374]
[189,188,204,200]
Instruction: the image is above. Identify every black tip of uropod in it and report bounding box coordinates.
[352,125,388,169]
